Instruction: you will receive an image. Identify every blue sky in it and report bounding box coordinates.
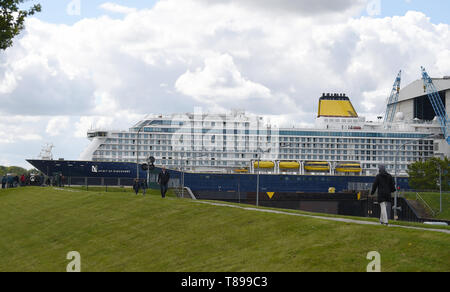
[23,0,450,25]
[22,0,158,24]
[2,0,448,168]
[362,0,450,24]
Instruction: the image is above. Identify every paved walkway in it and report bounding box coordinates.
[192,200,450,235]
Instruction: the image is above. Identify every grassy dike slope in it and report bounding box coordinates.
[0,187,448,272]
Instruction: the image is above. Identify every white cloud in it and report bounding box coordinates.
[0,0,449,165]
[0,157,11,166]
[195,0,368,17]
[175,54,272,104]
[1,1,448,121]
[0,71,18,94]
[99,2,137,14]
[0,115,44,144]
[46,116,70,137]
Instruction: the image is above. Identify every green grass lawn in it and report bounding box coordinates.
[403,191,450,220]
[0,187,449,272]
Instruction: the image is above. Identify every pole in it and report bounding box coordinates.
[256,118,259,207]
[393,143,404,220]
[440,167,442,213]
[136,124,145,180]
[181,155,185,198]
[256,154,260,207]
[136,129,140,180]
[431,160,443,214]
[147,167,150,191]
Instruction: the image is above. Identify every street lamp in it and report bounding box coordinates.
[393,133,441,219]
[178,151,187,198]
[146,156,155,190]
[135,122,146,180]
[256,147,271,207]
[436,162,442,214]
[254,116,269,208]
[429,159,443,214]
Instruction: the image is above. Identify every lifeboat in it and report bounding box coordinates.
[253,161,275,169]
[304,161,330,172]
[279,161,300,169]
[335,162,362,173]
[234,168,249,173]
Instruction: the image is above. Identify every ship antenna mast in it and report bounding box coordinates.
[39,143,55,160]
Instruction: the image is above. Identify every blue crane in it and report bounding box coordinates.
[384,70,402,123]
[421,66,450,145]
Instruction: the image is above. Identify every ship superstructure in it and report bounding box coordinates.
[80,93,447,176]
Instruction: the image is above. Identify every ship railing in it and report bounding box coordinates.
[415,192,437,217]
[174,186,197,200]
[43,176,182,192]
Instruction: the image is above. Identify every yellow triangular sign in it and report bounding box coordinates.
[267,192,275,199]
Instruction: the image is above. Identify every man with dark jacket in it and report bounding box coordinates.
[133,179,140,195]
[371,165,396,225]
[141,179,148,196]
[157,166,170,198]
[7,176,14,188]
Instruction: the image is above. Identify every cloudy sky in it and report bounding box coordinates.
[1,0,449,168]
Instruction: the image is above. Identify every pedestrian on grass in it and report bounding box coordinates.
[7,176,13,188]
[141,179,148,196]
[157,166,170,198]
[370,164,396,226]
[133,179,140,195]
[58,173,63,187]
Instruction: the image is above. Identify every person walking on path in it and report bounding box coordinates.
[370,164,396,226]
[141,179,148,196]
[133,179,140,195]
[157,166,170,198]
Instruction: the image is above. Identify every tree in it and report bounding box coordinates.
[0,165,7,176]
[407,157,450,191]
[0,165,29,176]
[6,165,28,175]
[0,0,41,51]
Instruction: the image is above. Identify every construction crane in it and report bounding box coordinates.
[421,66,450,145]
[383,70,402,123]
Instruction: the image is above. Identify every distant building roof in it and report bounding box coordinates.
[398,77,450,102]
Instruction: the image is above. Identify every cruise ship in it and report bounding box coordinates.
[27,73,450,193]
[79,93,446,176]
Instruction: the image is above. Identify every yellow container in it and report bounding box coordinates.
[335,163,362,173]
[279,161,300,169]
[304,161,330,172]
[253,161,275,169]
